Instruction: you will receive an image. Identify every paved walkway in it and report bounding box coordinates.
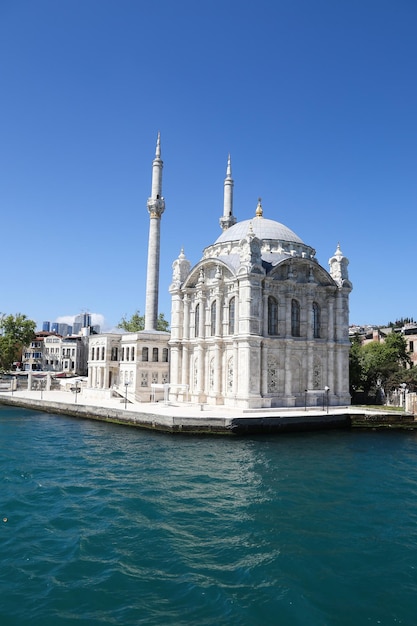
[0,387,360,419]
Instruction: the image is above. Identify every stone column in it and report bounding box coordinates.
[261,341,268,396]
[285,293,292,337]
[263,293,268,336]
[327,296,335,342]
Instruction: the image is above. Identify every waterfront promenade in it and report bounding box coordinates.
[0,387,415,434]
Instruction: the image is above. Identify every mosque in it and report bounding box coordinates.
[87,135,352,409]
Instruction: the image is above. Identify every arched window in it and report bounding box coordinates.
[91,347,95,360]
[228,297,235,335]
[313,302,321,338]
[153,347,158,362]
[101,347,105,360]
[142,347,148,362]
[121,347,124,361]
[195,304,200,338]
[131,347,135,361]
[162,348,169,362]
[126,347,130,361]
[211,301,217,336]
[291,299,300,337]
[268,296,278,335]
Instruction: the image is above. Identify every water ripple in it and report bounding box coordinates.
[1,409,417,625]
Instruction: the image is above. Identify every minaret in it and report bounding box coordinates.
[145,133,165,331]
[219,154,237,231]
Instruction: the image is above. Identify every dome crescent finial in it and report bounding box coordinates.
[255,197,263,218]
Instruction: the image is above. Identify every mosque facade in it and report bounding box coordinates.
[87,136,352,409]
[169,156,352,409]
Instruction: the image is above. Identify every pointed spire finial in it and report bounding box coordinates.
[220,153,236,231]
[155,132,161,158]
[226,153,232,177]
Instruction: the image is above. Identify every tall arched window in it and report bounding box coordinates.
[126,347,130,361]
[228,297,235,335]
[312,302,321,338]
[153,347,158,362]
[291,299,300,337]
[162,348,169,362]
[195,304,200,338]
[131,347,135,361]
[91,347,95,360]
[268,296,278,335]
[142,347,148,362]
[211,301,217,336]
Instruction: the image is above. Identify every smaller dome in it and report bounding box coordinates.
[215,216,304,246]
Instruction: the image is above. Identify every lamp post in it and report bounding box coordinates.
[124,381,129,409]
[324,386,330,413]
[400,383,407,412]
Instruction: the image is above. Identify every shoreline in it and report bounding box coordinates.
[1,390,416,435]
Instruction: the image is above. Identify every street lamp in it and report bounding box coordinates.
[75,379,79,403]
[124,381,129,409]
[324,386,330,413]
[400,383,407,412]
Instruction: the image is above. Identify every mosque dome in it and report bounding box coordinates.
[202,199,316,269]
[214,198,303,246]
[215,215,304,246]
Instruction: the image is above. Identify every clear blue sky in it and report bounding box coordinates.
[1,0,416,331]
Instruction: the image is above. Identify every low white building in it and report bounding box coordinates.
[86,331,170,403]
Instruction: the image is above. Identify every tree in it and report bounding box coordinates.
[0,313,36,372]
[349,330,412,403]
[349,333,364,394]
[117,310,169,332]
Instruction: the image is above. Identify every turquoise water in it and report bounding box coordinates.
[1,406,417,625]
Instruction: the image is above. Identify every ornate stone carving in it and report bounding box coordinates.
[209,357,215,391]
[171,248,191,288]
[227,357,234,393]
[313,357,321,389]
[267,358,278,392]
[147,197,165,218]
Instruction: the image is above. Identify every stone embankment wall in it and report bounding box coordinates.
[350,412,417,429]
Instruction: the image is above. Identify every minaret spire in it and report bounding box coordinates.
[145,133,166,331]
[219,154,237,231]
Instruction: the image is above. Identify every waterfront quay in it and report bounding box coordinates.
[0,389,416,435]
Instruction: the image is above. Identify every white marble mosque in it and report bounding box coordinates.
[87,135,352,409]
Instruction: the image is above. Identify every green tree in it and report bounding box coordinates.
[349,333,364,393]
[117,310,169,332]
[349,331,412,402]
[0,313,36,372]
